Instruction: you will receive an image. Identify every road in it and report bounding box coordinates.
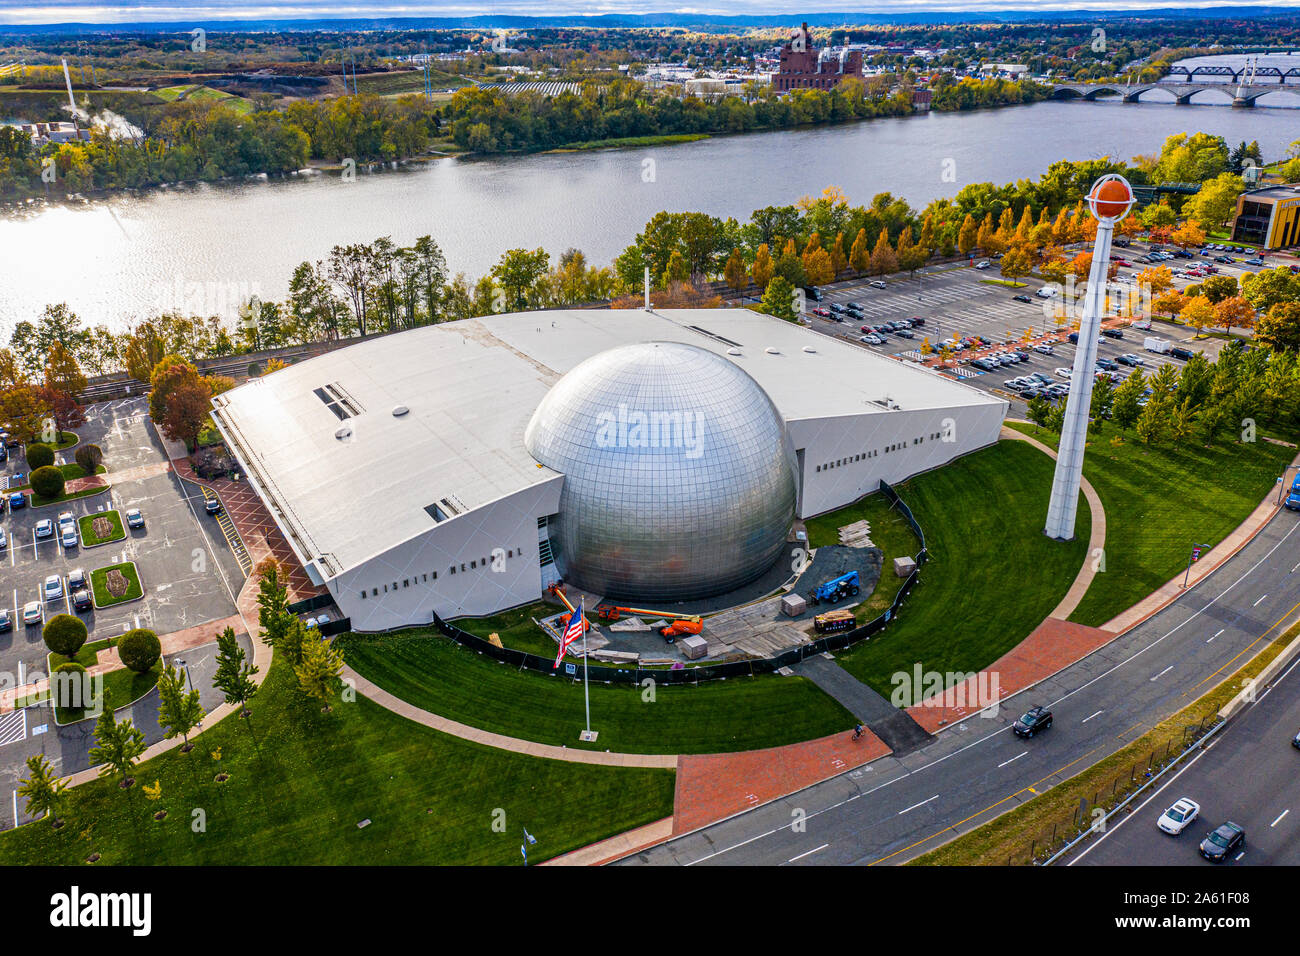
[621,505,1300,866]
[1071,651,1300,867]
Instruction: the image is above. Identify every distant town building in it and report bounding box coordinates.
[773,23,864,92]
[979,63,1030,79]
[8,121,87,145]
[1231,184,1300,249]
[911,88,933,111]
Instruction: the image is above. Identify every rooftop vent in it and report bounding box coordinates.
[334,425,353,441]
[726,347,742,356]
[392,404,409,417]
[765,347,780,355]
[802,346,817,353]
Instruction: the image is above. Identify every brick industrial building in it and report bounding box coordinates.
[773,23,864,92]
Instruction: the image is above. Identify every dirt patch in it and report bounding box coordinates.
[105,568,130,597]
[92,516,113,541]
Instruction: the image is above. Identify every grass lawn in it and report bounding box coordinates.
[90,562,143,608]
[55,662,162,725]
[48,637,114,670]
[338,630,856,754]
[805,492,921,625]
[0,656,676,865]
[978,278,1027,288]
[452,600,565,658]
[830,440,1090,696]
[32,484,110,508]
[78,509,125,546]
[1008,420,1296,627]
[14,463,104,489]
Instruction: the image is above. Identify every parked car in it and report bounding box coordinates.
[1169,347,1195,361]
[869,280,887,289]
[1199,822,1245,863]
[22,601,41,626]
[72,589,92,612]
[8,491,25,510]
[1158,798,1201,836]
[43,574,63,601]
[1054,367,1073,378]
[908,317,925,327]
[0,608,10,632]
[1035,287,1058,299]
[1101,328,1124,339]
[1292,727,1300,750]
[860,334,883,346]
[60,526,77,549]
[205,497,223,514]
[895,329,915,339]
[126,508,145,529]
[1030,372,1056,385]
[34,518,54,539]
[1096,358,1119,371]
[1012,294,1033,303]
[68,568,87,591]
[1244,257,1265,267]
[1116,353,1145,367]
[1032,343,1054,355]
[975,259,991,270]
[1012,705,1053,738]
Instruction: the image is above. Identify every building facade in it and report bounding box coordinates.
[773,22,864,92]
[1231,184,1300,250]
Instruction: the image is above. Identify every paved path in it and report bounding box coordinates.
[793,655,930,755]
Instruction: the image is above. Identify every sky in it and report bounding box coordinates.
[1,1,1299,27]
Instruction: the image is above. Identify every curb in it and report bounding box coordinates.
[77,509,127,549]
[90,561,146,610]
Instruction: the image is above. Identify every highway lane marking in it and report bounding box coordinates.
[998,751,1028,768]
[1253,594,1268,607]
[788,844,829,862]
[1207,629,1224,643]
[899,795,939,815]
[1271,809,1289,828]
[1150,666,1174,681]
[1082,710,1104,723]
[683,518,1300,867]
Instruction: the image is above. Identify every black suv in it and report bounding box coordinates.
[1199,822,1245,863]
[1170,347,1194,361]
[1101,328,1124,339]
[1013,706,1053,738]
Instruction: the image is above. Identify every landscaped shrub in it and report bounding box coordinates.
[29,465,65,500]
[25,443,54,469]
[74,443,103,473]
[42,614,88,658]
[118,628,161,673]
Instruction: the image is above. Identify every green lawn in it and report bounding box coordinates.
[830,440,1090,696]
[15,463,104,489]
[0,656,675,865]
[56,662,162,725]
[805,491,921,625]
[48,637,113,670]
[78,509,125,547]
[452,601,562,658]
[90,562,143,608]
[338,630,856,754]
[1008,420,1296,627]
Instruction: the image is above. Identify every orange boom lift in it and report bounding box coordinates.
[594,604,703,641]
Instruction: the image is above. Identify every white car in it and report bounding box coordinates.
[1054,367,1073,378]
[1036,287,1058,299]
[22,601,42,625]
[1158,797,1201,835]
[57,510,74,531]
[60,527,78,549]
[0,528,6,550]
[860,334,883,346]
[1033,344,1054,355]
[975,259,991,270]
[43,575,64,601]
[34,518,54,539]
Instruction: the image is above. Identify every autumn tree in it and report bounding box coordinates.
[957,214,978,256]
[751,243,774,290]
[848,229,870,273]
[43,342,86,396]
[1214,296,1255,337]
[723,248,747,296]
[1180,295,1215,337]
[868,229,898,276]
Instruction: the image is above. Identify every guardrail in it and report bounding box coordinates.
[423,480,929,684]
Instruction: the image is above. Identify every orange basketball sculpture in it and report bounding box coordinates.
[1086,175,1135,222]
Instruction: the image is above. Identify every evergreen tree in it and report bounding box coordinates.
[295,635,345,712]
[17,754,67,828]
[213,626,259,718]
[157,664,204,751]
[88,693,147,788]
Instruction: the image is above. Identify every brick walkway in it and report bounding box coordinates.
[671,729,889,835]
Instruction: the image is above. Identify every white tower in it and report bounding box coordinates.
[1044,174,1135,540]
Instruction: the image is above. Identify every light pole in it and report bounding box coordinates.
[1045,175,1136,541]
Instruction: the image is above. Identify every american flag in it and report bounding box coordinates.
[554,599,584,670]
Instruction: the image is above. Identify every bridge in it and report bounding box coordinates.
[1051,78,1300,108]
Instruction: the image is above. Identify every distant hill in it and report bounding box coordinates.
[2,7,1298,35]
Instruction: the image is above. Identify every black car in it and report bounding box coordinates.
[0,609,10,633]
[1292,728,1300,750]
[1013,706,1053,738]
[1199,822,1245,863]
[1169,347,1195,361]
[908,317,926,327]
[1096,358,1119,371]
[1012,294,1033,303]
[1116,354,1143,367]
[802,286,823,302]
[1101,328,1124,339]
[72,589,92,612]
[204,497,223,515]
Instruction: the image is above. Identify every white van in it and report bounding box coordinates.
[1035,287,1058,299]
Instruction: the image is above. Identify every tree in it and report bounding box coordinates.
[1026,395,1050,431]
[17,754,67,828]
[1135,396,1169,445]
[751,243,774,290]
[1178,295,1215,337]
[148,354,202,429]
[1111,370,1145,433]
[1256,301,1300,353]
[1181,172,1245,230]
[0,386,48,444]
[491,247,551,311]
[868,229,897,276]
[1044,402,1065,435]
[1089,374,1115,433]
[999,244,1034,283]
[30,465,64,501]
[1134,265,1174,298]
[723,248,747,296]
[43,342,87,396]
[213,626,259,717]
[1199,274,1241,305]
[1170,219,1206,250]
[957,214,978,256]
[88,695,147,788]
[159,380,213,449]
[156,664,203,751]
[25,443,54,469]
[1152,289,1186,319]
[757,275,798,322]
[1241,267,1300,314]
[42,613,87,658]
[74,443,103,474]
[1214,296,1255,337]
[295,633,345,711]
[118,628,161,673]
[848,229,870,273]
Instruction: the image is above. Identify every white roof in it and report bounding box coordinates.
[211,308,999,579]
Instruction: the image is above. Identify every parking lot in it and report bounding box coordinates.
[0,396,244,686]
[798,240,1291,412]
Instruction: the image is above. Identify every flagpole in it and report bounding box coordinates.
[582,621,591,733]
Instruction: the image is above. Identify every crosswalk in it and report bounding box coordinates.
[201,487,251,575]
[0,709,26,747]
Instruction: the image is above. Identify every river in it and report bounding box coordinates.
[2,98,1298,335]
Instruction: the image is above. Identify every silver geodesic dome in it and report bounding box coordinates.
[523,341,797,602]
